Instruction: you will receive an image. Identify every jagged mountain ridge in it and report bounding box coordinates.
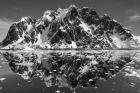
[1,5,139,49]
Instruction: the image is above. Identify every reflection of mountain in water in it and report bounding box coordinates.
[1,50,135,90]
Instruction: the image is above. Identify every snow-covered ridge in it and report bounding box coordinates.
[0,5,139,50]
[133,35,140,44]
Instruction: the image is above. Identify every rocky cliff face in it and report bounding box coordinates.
[1,5,138,49]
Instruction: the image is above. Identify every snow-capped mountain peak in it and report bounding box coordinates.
[1,5,139,49]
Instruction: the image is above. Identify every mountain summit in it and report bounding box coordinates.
[1,5,139,49]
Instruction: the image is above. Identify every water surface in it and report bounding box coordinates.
[0,50,140,93]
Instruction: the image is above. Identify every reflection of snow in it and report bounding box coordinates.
[55,90,60,93]
[129,82,135,87]
[1,50,139,90]
[124,66,140,79]
[1,62,8,65]
[0,78,6,81]
[123,52,140,79]
[80,65,89,74]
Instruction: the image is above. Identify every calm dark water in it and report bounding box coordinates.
[0,50,140,93]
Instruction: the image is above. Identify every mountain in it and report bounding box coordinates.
[0,5,139,49]
[132,35,140,47]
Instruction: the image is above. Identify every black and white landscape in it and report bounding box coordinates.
[0,50,140,93]
[0,0,140,93]
[0,5,140,50]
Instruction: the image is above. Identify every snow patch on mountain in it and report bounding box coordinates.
[111,35,130,48]
[133,35,140,44]
[23,47,34,50]
[0,5,139,49]
[33,33,42,45]
[79,21,92,35]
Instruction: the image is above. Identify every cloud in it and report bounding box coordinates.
[12,7,23,11]
[126,9,140,22]
[0,18,14,41]
[128,14,140,22]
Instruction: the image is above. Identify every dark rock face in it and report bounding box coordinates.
[2,17,38,48]
[2,24,20,46]
[1,5,135,49]
[1,50,133,89]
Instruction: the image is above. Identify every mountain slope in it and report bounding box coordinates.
[0,5,138,49]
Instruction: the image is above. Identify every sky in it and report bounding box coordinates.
[0,0,140,41]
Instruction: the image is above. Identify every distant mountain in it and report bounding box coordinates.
[1,5,139,49]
